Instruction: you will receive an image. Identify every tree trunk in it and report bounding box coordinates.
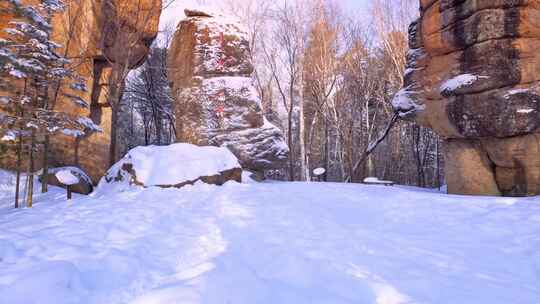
[41,135,49,193]
[298,95,307,181]
[345,114,399,183]
[287,108,294,181]
[27,131,35,208]
[306,115,318,182]
[413,125,425,187]
[436,136,441,190]
[107,63,128,167]
[15,135,22,209]
[323,117,329,181]
[109,104,119,167]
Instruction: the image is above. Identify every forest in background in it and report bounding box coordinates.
[118,0,444,187]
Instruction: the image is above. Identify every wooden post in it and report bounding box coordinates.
[67,185,72,200]
[55,170,78,202]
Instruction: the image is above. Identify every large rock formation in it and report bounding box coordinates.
[168,9,289,172]
[394,1,540,196]
[0,0,162,183]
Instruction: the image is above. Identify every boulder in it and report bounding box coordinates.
[101,143,242,189]
[40,167,94,195]
[167,9,289,172]
[393,1,540,196]
[0,0,162,184]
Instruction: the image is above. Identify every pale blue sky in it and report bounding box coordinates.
[161,0,371,30]
[344,0,368,9]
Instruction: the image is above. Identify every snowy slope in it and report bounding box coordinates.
[0,172,539,304]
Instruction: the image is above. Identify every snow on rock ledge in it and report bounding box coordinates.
[100,143,242,189]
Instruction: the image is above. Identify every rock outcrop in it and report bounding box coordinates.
[393,1,540,196]
[168,9,289,172]
[100,143,242,189]
[0,0,162,183]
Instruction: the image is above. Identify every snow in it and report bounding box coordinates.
[517,108,535,114]
[505,88,531,98]
[103,143,241,187]
[0,96,11,104]
[1,170,539,304]
[363,178,394,187]
[26,121,38,129]
[55,170,79,185]
[49,166,92,186]
[77,117,102,132]
[1,130,16,142]
[440,74,488,93]
[61,128,84,137]
[213,117,289,169]
[191,12,250,74]
[363,177,394,185]
[241,170,258,183]
[391,86,425,116]
[202,76,259,103]
[8,68,26,78]
[313,167,326,176]
[403,67,421,78]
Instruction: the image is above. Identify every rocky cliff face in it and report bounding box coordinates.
[168,9,289,172]
[394,1,540,196]
[0,0,161,183]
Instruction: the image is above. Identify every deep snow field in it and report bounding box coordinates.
[0,170,539,304]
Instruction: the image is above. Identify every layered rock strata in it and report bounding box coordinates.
[393,0,540,196]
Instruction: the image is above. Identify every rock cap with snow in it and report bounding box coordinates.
[184,9,214,18]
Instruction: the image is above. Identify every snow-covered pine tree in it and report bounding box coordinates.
[0,0,101,208]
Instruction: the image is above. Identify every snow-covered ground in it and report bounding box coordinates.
[1,170,539,304]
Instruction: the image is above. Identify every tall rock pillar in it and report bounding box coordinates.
[393,1,540,196]
[168,9,289,172]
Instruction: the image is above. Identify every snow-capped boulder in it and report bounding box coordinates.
[167,9,289,172]
[392,1,540,196]
[40,167,94,195]
[101,143,242,189]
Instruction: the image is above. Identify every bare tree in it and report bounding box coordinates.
[100,0,162,166]
[303,1,343,181]
[260,0,313,181]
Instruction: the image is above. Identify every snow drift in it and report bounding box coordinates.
[0,171,539,304]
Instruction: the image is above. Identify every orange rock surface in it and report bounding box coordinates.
[0,0,162,183]
[394,0,540,196]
